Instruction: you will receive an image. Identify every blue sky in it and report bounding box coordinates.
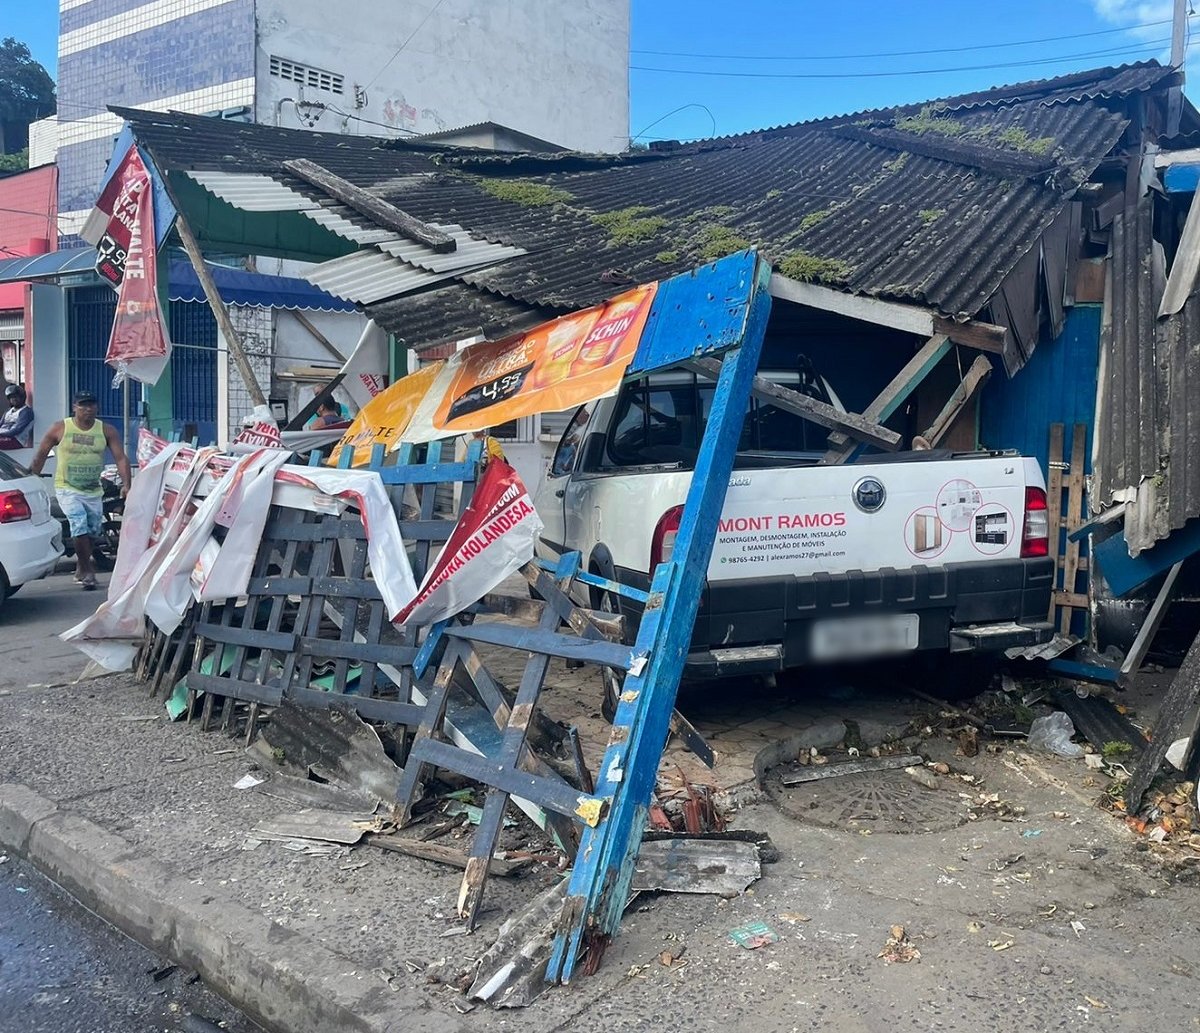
[8,0,1192,141]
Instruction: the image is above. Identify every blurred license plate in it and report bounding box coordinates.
[809,614,919,661]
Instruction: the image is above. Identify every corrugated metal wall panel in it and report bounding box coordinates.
[168,301,218,445]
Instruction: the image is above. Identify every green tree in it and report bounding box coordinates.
[0,147,28,172]
[0,38,55,156]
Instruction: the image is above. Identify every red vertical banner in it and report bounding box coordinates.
[102,147,171,385]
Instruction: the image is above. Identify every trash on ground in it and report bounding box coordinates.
[365,834,532,877]
[632,837,761,897]
[904,765,940,790]
[1027,712,1085,758]
[249,808,387,846]
[728,920,780,949]
[468,880,566,1008]
[781,753,923,786]
[232,773,264,790]
[879,924,921,963]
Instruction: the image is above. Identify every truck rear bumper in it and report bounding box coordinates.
[613,557,1055,679]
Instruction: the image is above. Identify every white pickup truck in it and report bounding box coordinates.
[534,365,1055,681]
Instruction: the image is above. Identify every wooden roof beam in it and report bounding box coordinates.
[769,273,1007,355]
[283,158,457,252]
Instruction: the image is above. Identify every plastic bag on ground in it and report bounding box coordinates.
[1027,711,1085,759]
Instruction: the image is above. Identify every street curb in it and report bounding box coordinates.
[0,783,467,1033]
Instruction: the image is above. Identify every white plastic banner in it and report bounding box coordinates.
[273,464,418,619]
[143,448,295,634]
[394,459,542,627]
[339,320,389,410]
[61,441,215,669]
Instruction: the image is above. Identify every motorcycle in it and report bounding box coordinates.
[54,465,125,571]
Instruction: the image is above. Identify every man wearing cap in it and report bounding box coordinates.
[29,391,131,590]
[0,384,34,449]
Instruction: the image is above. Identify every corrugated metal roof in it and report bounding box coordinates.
[304,249,462,304]
[184,171,312,211]
[1093,194,1200,555]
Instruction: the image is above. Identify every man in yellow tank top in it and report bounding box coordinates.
[30,390,132,591]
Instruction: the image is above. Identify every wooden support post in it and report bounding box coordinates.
[1046,424,1065,621]
[1058,424,1087,635]
[918,354,993,447]
[686,356,901,450]
[822,334,951,464]
[172,211,267,409]
[288,310,347,363]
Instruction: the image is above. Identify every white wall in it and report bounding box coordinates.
[254,0,629,153]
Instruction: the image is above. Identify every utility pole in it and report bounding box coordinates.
[1168,0,1188,136]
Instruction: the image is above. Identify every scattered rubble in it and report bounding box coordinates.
[878,924,921,964]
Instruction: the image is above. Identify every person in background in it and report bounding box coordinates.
[310,385,348,420]
[310,399,350,430]
[29,390,132,591]
[471,427,506,465]
[0,384,34,449]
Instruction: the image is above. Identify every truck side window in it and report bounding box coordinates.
[549,405,590,477]
[607,383,699,467]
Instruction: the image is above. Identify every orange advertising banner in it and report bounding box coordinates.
[331,282,658,466]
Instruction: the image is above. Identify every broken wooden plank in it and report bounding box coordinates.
[1046,424,1065,622]
[686,356,901,450]
[918,355,993,447]
[1120,562,1182,679]
[780,753,925,786]
[931,315,1008,355]
[283,158,456,252]
[365,834,530,877]
[823,334,952,463]
[631,838,760,896]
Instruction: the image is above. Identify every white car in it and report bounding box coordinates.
[0,452,64,607]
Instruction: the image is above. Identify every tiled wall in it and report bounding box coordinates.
[227,304,273,435]
[56,0,255,236]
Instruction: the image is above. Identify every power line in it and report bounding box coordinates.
[631,17,1176,61]
[364,0,448,91]
[631,37,1172,79]
[632,102,717,142]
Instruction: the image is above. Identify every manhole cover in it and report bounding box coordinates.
[768,770,972,834]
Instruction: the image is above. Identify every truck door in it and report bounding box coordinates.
[532,405,589,560]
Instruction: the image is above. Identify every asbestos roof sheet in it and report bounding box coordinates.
[1094,195,1200,555]
[116,62,1176,349]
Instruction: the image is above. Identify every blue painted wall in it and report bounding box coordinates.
[981,303,1101,636]
[980,304,1101,477]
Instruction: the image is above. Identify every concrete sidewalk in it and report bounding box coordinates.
[3,636,1199,1032]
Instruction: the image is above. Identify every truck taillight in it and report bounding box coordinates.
[651,505,683,568]
[1021,486,1049,558]
[0,490,32,523]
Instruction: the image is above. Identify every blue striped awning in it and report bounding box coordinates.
[0,248,356,313]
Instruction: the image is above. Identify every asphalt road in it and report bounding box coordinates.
[0,854,259,1033]
[0,564,110,690]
